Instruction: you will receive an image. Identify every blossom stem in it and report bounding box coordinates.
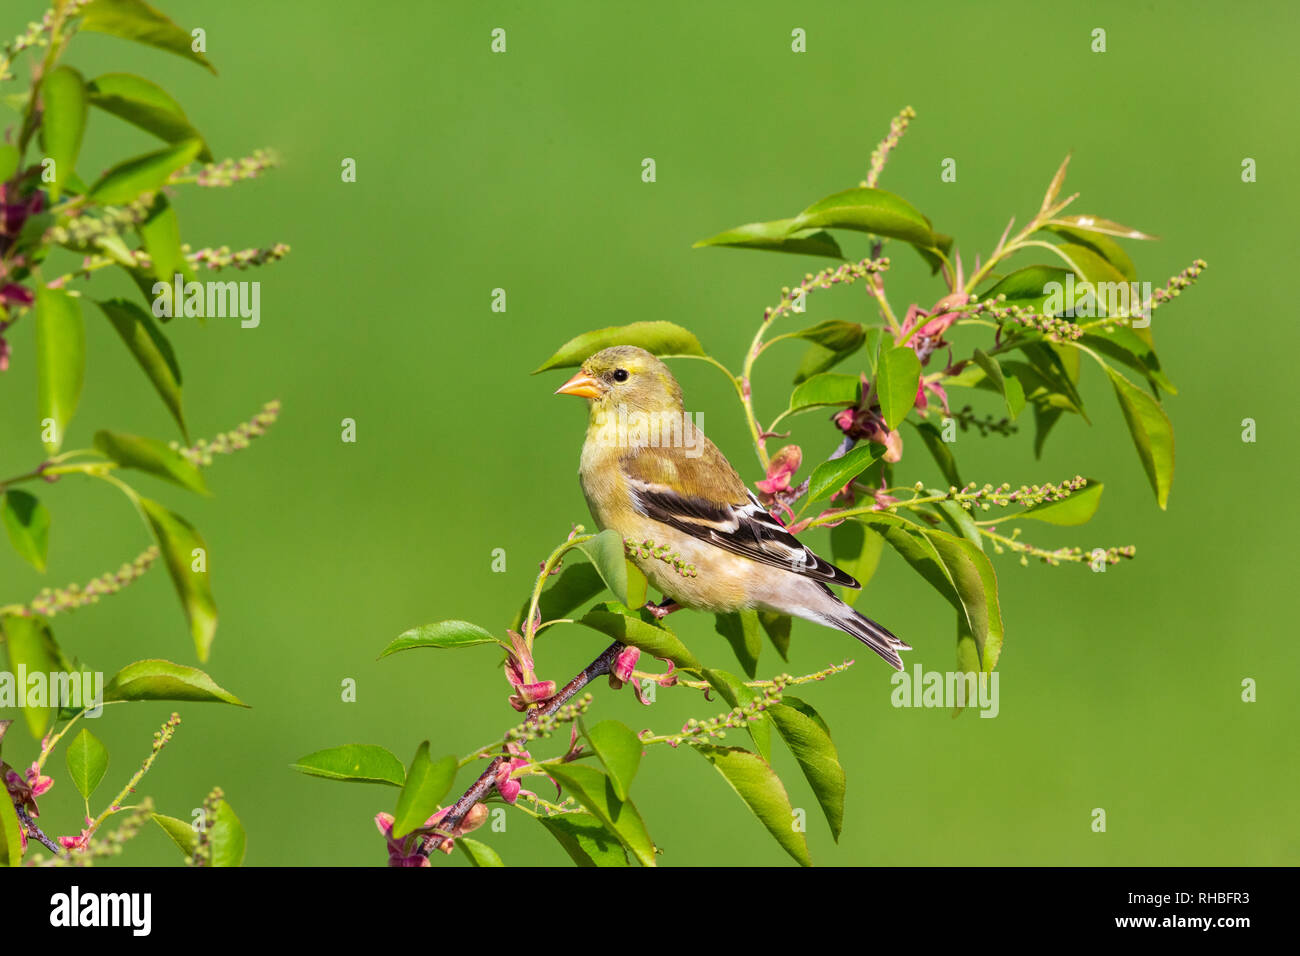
[522,533,593,655]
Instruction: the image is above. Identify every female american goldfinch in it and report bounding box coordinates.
[554,345,911,670]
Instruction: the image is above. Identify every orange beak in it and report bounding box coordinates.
[554,370,603,399]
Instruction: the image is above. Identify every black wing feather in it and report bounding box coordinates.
[629,482,861,589]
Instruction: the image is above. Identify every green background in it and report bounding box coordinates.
[2,0,1295,866]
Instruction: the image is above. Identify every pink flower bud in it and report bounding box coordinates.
[497,774,521,804]
[613,646,641,683]
[872,489,901,511]
[880,428,903,463]
[26,763,53,797]
[58,829,90,852]
[756,444,802,495]
[460,802,489,833]
[518,681,556,704]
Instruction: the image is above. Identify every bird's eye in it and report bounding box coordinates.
[612,368,630,383]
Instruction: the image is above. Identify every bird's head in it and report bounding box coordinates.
[554,346,684,415]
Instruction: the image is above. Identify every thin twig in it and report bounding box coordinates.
[16,805,62,856]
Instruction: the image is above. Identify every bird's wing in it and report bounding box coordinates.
[620,443,860,589]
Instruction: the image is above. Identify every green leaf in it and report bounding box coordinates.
[713,611,761,678]
[789,186,940,247]
[909,420,962,488]
[757,611,791,659]
[830,520,884,605]
[1106,367,1175,509]
[151,813,197,858]
[857,512,953,597]
[378,620,501,659]
[291,744,405,787]
[703,668,771,761]
[97,298,187,439]
[0,779,23,865]
[807,443,877,503]
[579,603,700,671]
[88,138,203,206]
[788,372,860,413]
[137,497,217,660]
[785,319,868,387]
[1052,243,1130,312]
[861,327,884,377]
[1083,327,1176,395]
[390,742,457,838]
[624,561,649,611]
[1045,214,1156,241]
[40,66,87,202]
[921,528,1005,673]
[933,493,984,547]
[86,73,212,161]
[537,812,628,867]
[972,348,1026,420]
[65,728,109,801]
[1043,223,1136,281]
[695,745,811,867]
[1,614,62,737]
[769,697,845,841]
[2,490,51,572]
[535,321,704,372]
[1012,480,1105,525]
[982,265,1072,308]
[458,837,504,867]
[79,0,217,74]
[793,343,852,384]
[875,346,921,430]
[103,658,246,705]
[575,529,633,606]
[584,720,642,800]
[1011,342,1088,421]
[35,286,85,454]
[209,799,246,867]
[137,193,195,286]
[1032,404,1064,458]
[789,319,865,352]
[859,515,1004,673]
[693,218,844,259]
[954,610,983,710]
[94,430,207,494]
[545,763,656,867]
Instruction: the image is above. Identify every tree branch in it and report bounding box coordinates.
[418,639,626,858]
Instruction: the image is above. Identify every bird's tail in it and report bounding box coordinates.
[815,585,911,670]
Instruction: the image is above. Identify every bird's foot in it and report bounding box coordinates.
[643,599,681,620]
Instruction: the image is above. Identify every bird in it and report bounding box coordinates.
[553,344,911,669]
